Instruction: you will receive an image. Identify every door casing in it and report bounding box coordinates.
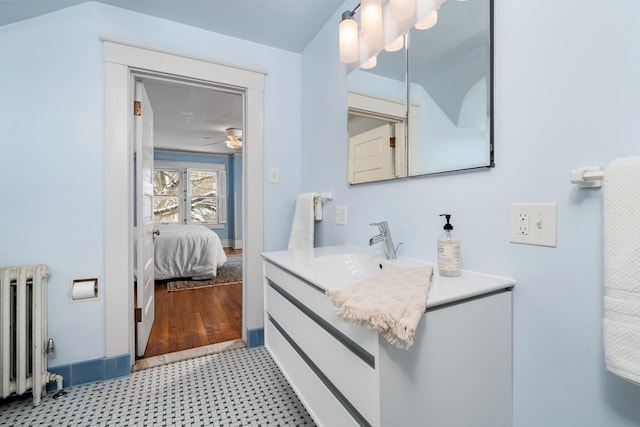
[103,36,265,364]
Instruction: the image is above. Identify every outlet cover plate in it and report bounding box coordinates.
[268,167,279,184]
[336,205,347,225]
[510,203,557,247]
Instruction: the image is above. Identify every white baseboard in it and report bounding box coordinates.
[221,239,242,249]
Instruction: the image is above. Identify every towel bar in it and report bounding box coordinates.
[320,192,333,200]
[294,192,334,201]
[570,166,604,188]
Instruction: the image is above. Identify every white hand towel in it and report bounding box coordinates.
[288,193,318,250]
[603,156,640,384]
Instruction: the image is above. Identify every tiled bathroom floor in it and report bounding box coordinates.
[0,346,316,426]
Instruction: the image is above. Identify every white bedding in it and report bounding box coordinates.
[154,224,227,280]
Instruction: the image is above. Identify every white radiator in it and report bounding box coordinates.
[0,265,63,406]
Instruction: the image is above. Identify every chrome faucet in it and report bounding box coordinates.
[369,221,400,259]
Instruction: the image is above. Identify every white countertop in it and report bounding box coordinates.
[262,245,515,309]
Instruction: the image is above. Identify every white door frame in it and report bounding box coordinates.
[102,36,265,363]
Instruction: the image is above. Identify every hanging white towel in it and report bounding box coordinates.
[288,193,318,250]
[603,156,640,384]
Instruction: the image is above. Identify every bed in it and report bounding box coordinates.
[154,224,227,280]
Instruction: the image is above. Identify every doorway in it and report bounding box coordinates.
[103,37,265,366]
[134,74,246,359]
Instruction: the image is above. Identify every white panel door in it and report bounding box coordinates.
[348,124,394,184]
[135,80,155,357]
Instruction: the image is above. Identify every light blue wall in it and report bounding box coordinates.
[0,4,106,366]
[153,151,234,240]
[232,154,243,242]
[302,0,640,426]
[0,2,301,366]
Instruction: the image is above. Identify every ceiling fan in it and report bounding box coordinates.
[201,128,243,149]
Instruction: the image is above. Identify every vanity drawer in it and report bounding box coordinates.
[264,261,378,355]
[265,319,362,427]
[265,284,379,426]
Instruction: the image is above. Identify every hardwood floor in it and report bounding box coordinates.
[142,249,243,359]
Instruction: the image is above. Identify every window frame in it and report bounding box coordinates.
[153,160,227,228]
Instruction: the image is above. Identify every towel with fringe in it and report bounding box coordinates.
[326,265,433,349]
[603,156,640,384]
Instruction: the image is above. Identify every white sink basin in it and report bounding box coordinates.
[263,245,435,292]
[308,251,431,291]
[310,253,384,289]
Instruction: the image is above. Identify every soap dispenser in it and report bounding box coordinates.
[438,214,461,277]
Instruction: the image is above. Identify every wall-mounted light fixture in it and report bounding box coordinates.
[339,9,360,63]
[339,0,450,67]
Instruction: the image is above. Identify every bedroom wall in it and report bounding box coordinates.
[232,153,243,246]
[300,1,640,426]
[0,1,301,366]
[153,151,235,242]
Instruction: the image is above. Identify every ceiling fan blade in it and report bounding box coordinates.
[200,140,226,146]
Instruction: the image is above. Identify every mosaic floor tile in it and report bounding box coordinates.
[0,346,316,427]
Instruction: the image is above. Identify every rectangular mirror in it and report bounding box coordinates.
[346,0,493,184]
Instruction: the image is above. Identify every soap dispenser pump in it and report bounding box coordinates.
[438,214,461,277]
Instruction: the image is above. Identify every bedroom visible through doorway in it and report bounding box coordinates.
[142,248,243,358]
[133,74,245,361]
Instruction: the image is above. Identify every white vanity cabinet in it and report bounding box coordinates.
[378,290,512,427]
[263,247,513,427]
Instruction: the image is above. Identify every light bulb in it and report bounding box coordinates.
[416,0,437,22]
[226,139,242,149]
[339,13,359,63]
[390,0,416,21]
[361,0,384,48]
[415,10,438,30]
[385,35,404,52]
[361,55,378,69]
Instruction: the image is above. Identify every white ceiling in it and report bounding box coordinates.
[142,79,244,155]
[1,0,348,155]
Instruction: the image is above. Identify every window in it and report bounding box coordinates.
[153,169,180,223]
[153,166,226,225]
[188,169,217,223]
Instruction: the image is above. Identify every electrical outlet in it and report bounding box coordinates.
[518,212,529,235]
[510,203,557,247]
[336,205,347,225]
